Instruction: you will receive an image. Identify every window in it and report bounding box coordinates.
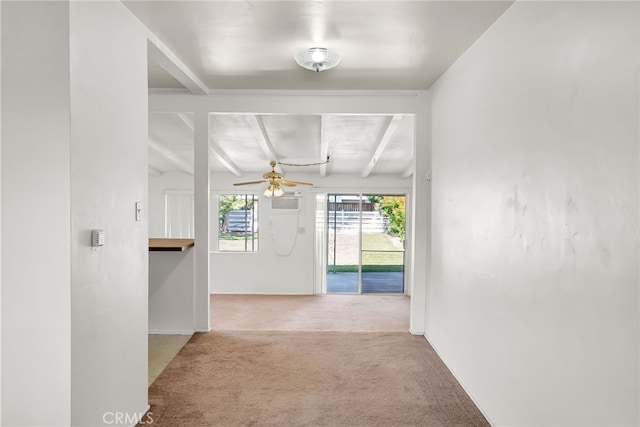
[218,194,259,252]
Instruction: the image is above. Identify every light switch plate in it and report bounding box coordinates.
[135,201,142,221]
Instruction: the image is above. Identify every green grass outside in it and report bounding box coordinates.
[328,264,404,273]
[220,233,258,240]
[361,249,403,265]
[361,232,403,251]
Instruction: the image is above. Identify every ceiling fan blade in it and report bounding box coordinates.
[281,180,314,187]
[233,180,267,186]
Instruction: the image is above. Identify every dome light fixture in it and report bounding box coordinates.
[294,47,342,72]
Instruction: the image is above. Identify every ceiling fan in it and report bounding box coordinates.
[233,161,314,198]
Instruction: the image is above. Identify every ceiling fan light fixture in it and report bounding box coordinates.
[294,47,341,72]
[263,183,285,198]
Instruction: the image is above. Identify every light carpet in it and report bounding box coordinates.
[146,330,489,426]
[210,294,410,332]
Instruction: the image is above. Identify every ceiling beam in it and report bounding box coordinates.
[148,137,194,175]
[174,113,243,177]
[361,115,403,178]
[209,145,242,177]
[247,115,280,169]
[148,165,163,177]
[401,163,414,179]
[319,116,330,177]
[176,112,194,131]
[146,35,209,95]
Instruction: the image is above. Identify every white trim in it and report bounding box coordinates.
[148,329,194,335]
[204,89,422,97]
[211,292,314,296]
[149,91,424,115]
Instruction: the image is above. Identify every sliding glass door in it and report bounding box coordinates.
[326,194,405,294]
[361,195,405,293]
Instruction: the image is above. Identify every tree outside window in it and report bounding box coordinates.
[218,194,258,252]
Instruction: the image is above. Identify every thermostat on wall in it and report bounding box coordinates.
[91,229,105,247]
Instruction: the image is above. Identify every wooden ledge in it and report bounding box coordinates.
[149,238,195,252]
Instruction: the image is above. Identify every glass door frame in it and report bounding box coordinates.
[327,193,363,294]
[325,192,407,295]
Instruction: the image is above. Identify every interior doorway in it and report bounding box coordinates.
[326,194,406,294]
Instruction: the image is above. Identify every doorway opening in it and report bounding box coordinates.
[326,194,406,294]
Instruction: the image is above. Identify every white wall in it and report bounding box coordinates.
[0,1,4,421]
[149,251,194,334]
[1,2,72,425]
[149,171,411,295]
[69,2,148,425]
[1,2,148,425]
[429,2,640,426]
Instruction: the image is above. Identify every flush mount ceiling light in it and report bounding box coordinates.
[294,47,341,72]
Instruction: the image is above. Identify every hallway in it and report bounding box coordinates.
[145,295,488,426]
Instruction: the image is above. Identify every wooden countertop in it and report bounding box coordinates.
[149,238,195,252]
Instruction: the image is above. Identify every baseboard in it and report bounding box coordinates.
[149,329,194,335]
[423,334,495,427]
[409,327,425,335]
[210,292,313,295]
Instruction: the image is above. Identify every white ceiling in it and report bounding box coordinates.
[123,1,513,178]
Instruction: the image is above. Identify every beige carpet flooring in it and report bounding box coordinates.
[146,331,489,427]
[145,295,487,426]
[210,294,410,331]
